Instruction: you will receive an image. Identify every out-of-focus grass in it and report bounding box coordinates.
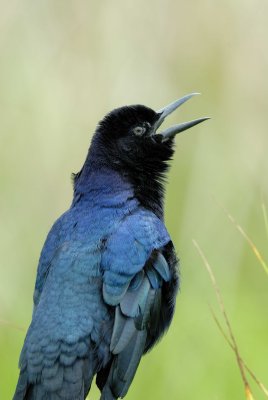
[192,239,255,400]
[262,202,268,244]
[193,238,268,399]
[1,1,268,399]
[218,201,268,276]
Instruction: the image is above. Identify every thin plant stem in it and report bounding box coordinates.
[216,201,268,276]
[192,239,255,400]
[210,307,268,398]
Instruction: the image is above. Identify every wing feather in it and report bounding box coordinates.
[99,245,175,399]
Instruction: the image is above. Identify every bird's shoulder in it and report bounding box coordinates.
[104,207,170,255]
[101,207,172,304]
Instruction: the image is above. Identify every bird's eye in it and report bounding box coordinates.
[133,126,146,136]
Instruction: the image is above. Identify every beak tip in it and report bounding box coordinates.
[155,93,209,137]
[159,116,211,141]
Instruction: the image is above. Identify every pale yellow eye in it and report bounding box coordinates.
[133,126,146,136]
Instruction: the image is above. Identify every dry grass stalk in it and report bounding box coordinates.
[218,201,268,276]
[210,307,268,397]
[192,239,256,400]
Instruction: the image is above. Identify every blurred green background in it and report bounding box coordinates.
[1,1,268,399]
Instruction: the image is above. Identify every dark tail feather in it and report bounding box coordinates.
[99,330,147,400]
[100,384,116,400]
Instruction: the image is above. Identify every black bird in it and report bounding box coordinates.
[14,93,208,399]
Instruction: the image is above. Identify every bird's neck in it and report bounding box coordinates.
[126,168,165,219]
[73,159,165,219]
[73,164,132,204]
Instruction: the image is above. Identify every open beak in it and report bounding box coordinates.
[154,93,210,142]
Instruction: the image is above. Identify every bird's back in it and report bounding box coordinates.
[14,190,178,399]
[14,194,139,399]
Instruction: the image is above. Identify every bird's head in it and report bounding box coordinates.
[75,94,209,215]
[90,93,209,175]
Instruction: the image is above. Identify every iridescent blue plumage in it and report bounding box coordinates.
[13,96,208,399]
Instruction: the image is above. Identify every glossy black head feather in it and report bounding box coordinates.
[98,105,158,139]
[74,105,176,217]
